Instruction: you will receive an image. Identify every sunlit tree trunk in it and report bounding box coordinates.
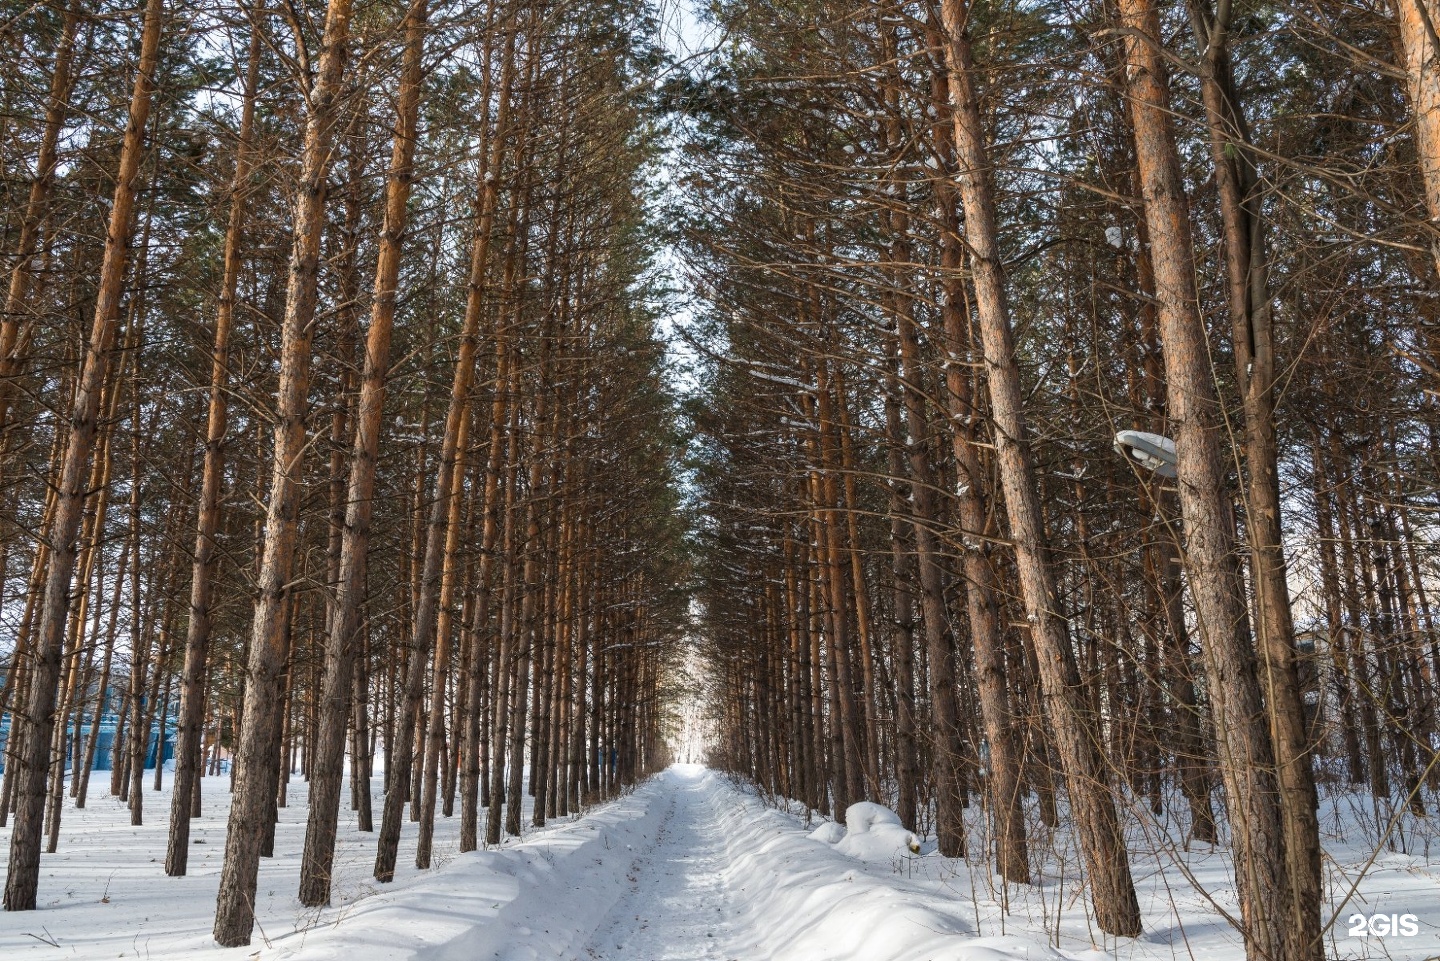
[3,0,165,912]
[1391,0,1440,282]
[1117,0,1292,952]
[937,0,1140,933]
[166,10,262,877]
[299,0,427,905]
[0,0,79,443]
[212,0,353,941]
[1183,3,1322,951]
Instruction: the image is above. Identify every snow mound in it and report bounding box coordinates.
[807,821,846,844]
[843,802,904,833]
[941,936,1077,960]
[277,788,661,961]
[833,802,921,860]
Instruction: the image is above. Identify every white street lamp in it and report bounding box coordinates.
[1113,429,1178,478]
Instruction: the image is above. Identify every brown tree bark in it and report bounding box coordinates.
[0,0,79,441]
[166,9,262,877]
[211,0,354,941]
[487,400,525,844]
[384,15,517,875]
[1186,0,1323,951]
[939,217,1029,884]
[832,376,881,800]
[937,0,1140,933]
[1117,0,1293,953]
[891,258,967,858]
[504,324,556,837]
[3,0,165,912]
[77,539,128,808]
[809,350,864,817]
[1391,0,1440,280]
[1311,435,1364,783]
[298,0,427,905]
[881,360,921,832]
[459,326,511,846]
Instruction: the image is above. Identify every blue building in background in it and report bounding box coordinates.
[0,689,177,774]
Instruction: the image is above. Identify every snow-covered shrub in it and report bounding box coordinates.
[813,802,921,860]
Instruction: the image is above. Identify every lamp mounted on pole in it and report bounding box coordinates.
[1113,429,1177,478]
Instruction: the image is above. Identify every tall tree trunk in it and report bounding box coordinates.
[459,328,512,850]
[77,538,128,808]
[211,0,353,941]
[882,369,920,832]
[351,631,374,831]
[3,0,164,912]
[1392,0,1440,282]
[936,202,1029,883]
[832,374,881,799]
[1311,435,1364,784]
[505,498,541,837]
[811,350,863,817]
[486,406,524,844]
[1117,0,1292,953]
[166,10,261,877]
[937,0,1139,933]
[1186,1,1322,951]
[0,0,79,440]
[299,0,426,905]
[892,263,966,858]
[384,18,516,878]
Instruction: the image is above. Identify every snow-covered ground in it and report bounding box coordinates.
[2,765,1439,960]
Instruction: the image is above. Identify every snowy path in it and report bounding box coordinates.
[5,764,1440,960]
[580,770,738,960]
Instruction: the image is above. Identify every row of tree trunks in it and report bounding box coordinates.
[936,0,1142,935]
[165,6,263,878]
[1118,0,1311,955]
[296,0,429,906]
[211,0,354,940]
[2,0,166,911]
[688,0,1440,952]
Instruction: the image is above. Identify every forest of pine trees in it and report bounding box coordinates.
[0,0,687,944]
[1,0,1439,957]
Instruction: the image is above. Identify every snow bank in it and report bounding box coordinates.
[826,801,922,860]
[708,776,1440,961]
[696,775,1083,961]
[280,790,658,961]
[7,766,1440,961]
[0,773,644,961]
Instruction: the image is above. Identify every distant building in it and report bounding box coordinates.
[0,669,176,773]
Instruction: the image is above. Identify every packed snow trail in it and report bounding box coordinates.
[580,769,739,960]
[6,764,1440,960]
